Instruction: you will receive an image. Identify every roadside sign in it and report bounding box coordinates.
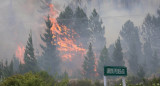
[103,66,127,86]
[104,66,127,76]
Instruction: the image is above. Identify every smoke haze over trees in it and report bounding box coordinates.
[0,0,160,81]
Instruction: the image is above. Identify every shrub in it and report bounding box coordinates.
[0,71,69,86]
[0,72,46,86]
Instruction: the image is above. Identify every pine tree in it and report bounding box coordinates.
[120,20,142,73]
[112,37,124,66]
[74,6,90,48]
[0,60,14,78]
[57,6,74,29]
[40,15,61,75]
[19,32,39,74]
[83,43,95,79]
[74,6,89,34]
[89,9,106,52]
[151,51,159,73]
[13,55,19,72]
[97,46,110,78]
[142,8,160,52]
[143,39,152,72]
[8,60,14,76]
[0,60,4,79]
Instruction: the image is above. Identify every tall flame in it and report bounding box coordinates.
[15,45,25,64]
[48,4,86,61]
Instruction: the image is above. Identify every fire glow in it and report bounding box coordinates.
[48,4,86,61]
[15,45,25,64]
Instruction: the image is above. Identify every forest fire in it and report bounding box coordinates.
[15,45,25,64]
[94,54,98,76]
[48,4,86,61]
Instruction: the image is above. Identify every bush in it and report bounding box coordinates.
[0,71,69,86]
[0,72,46,86]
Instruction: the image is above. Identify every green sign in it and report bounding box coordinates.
[104,66,127,76]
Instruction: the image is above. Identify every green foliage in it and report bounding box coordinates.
[112,37,124,66]
[0,59,14,79]
[40,15,61,75]
[19,32,39,74]
[0,72,46,86]
[0,71,69,86]
[83,43,96,79]
[97,46,110,78]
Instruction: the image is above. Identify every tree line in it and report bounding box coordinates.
[0,6,160,80]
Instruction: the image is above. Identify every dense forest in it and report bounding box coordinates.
[0,0,160,86]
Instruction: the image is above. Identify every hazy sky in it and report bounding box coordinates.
[0,0,160,60]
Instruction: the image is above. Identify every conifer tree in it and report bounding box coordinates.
[0,60,14,78]
[83,43,95,79]
[120,20,142,73]
[13,55,19,72]
[57,6,74,29]
[151,51,159,73]
[89,9,106,52]
[97,46,110,78]
[74,6,90,48]
[8,60,14,76]
[40,15,61,75]
[19,32,39,74]
[112,37,124,66]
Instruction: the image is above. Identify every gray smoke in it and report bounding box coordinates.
[0,0,160,76]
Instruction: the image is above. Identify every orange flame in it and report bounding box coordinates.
[48,4,86,61]
[94,54,98,76]
[15,45,25,64]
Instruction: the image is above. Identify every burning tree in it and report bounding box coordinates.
[39,15,61,75]
[19,32,39,74]
[82,43,96,79]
